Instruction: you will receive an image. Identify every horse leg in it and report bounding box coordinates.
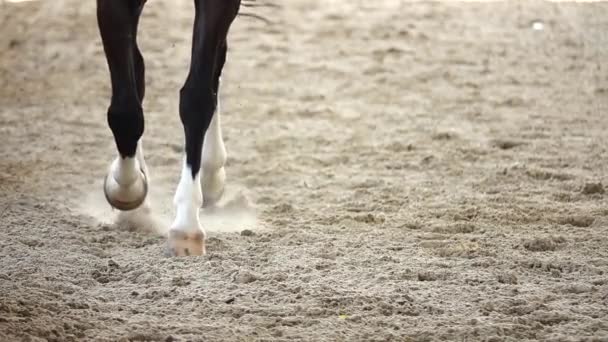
[97,0,149,211]
[168,0,240,256]
[200,42,227,208]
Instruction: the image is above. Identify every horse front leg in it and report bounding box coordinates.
[97,0,149,211]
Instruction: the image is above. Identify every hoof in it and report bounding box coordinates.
[202,167,225,208]
[103,168,148,211]
[166,230,206,256]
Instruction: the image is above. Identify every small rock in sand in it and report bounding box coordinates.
[497,272,518,284]
[233,270,258,284]
[523,237,558,252]
[241,229,255,237]
[582,182,604,195]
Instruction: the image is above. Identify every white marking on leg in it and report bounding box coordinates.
[113,141,163,233]
[110,156,139,187]
[174,160,203,228]
[135,141,149,180]
[134,141,151,210]
[201,82,227,207]
[104,141,148,210]
[168,159,205,256]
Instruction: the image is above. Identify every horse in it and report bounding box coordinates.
[97,0,241,256]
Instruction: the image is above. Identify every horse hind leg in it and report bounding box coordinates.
[200,42,228,208]
[168,0,239,256]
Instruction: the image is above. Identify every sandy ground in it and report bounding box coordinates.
[1,0,608,340]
